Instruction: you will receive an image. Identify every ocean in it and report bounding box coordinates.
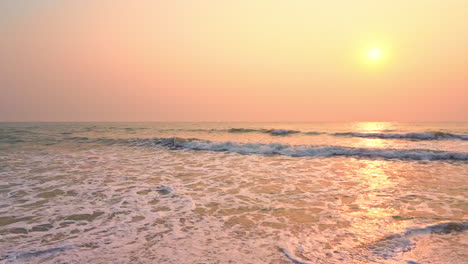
[0,122,467,263]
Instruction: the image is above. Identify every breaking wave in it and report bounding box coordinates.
[363,222,468,261]
[281,222,467,264]
[129,137,468,161]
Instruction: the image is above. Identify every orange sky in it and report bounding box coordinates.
[1,0,467,121]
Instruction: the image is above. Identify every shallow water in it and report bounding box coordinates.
[0,122,467,263]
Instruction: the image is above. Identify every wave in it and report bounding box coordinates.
[333,131,468,140]
[227,128,300,136]
[1,245,75,261]
[129,137,468,161]
[161,127,467,140]
[227,128,260,133]
[227,129,468,140]
[281,221,467,264]
[281,247,313,264]
[384,221,467,238]
[161,127,310,136]
[5,134,468,161]
[267,129,300,136]
[363,222,467,260]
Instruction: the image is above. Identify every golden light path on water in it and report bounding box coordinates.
[345,159,405,242]
[351,122,397,150]
[353,122,396,133]
[342,123,407,249]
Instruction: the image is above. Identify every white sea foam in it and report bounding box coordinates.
[1,123,468,264]
[281,246,314,264]
[146,137,468,161]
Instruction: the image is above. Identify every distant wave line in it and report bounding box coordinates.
[332,132,468,140]
[157,128,468,140]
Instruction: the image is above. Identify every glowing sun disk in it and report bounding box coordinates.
[367,47,382,60]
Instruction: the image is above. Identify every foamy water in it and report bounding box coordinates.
[0,122,467,263]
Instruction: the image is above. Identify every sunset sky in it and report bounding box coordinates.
[1,0,467,121]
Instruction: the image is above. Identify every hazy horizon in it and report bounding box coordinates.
[2,121,468,123]
[1,0,467,122]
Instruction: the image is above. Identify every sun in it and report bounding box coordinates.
[367,47,382,61]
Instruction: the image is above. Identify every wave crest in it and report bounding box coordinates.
[163,128,467,140]
[227,128,300,136]
[363,222,467,261]
[134,137,468,161]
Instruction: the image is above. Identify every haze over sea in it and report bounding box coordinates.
[1,122,467,263]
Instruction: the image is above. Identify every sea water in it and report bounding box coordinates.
[0,122,467,263]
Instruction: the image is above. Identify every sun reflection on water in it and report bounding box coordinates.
[342,159,407,245]
[353,122,396,133]
[352,122,397,149]
[357,138,388,148]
